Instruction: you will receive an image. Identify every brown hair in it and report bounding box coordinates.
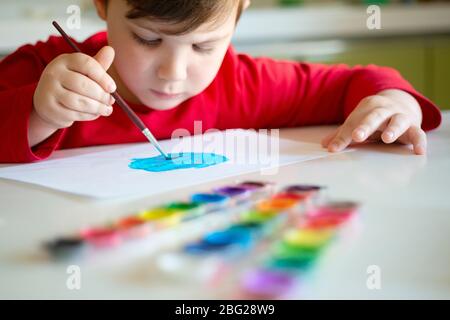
[124,0,245,35]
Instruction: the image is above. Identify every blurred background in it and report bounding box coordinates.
[1,0,449,109]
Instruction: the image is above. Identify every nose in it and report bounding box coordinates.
[157,53,188,82]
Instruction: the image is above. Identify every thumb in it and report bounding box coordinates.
[93,46,115,71]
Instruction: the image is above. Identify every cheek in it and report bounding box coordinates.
[189,52,228,93]
[107,25,150,86]
[114,43,151,88]
[116,48,146,78]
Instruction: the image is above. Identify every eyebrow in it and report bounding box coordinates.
[131,21,231,43]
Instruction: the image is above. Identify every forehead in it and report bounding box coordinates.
[118,0,239,37]
[130,17,236,38]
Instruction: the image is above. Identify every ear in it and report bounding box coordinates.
[93,0,107,21]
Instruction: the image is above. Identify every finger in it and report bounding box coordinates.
[328,127,353,152]
[93,46,115,72]
[352,107,392,143]
[55,103,100,125]
[381,113,411,144]
[58,89,113,117]
[321,130,338,148]
[61,71,115,106]
[406,126,427,155]
[66,52,117,94]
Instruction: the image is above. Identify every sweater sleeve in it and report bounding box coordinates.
[223,51,442,132]
[342,64,441,131]
[0,44,65,163]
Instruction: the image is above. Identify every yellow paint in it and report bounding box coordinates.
[240,210,277,223]
[139,208,178,221]
[283,228,334,248]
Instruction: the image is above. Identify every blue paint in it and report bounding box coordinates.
[183,228,253,255]
[203,228,252,248]
[129,153,228,172]
[191,193,229,204]
[183,241,230,254]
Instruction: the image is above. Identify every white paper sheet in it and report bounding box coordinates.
[0,130,336,199]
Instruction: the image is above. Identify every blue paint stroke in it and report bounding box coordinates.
[129,152,228,172]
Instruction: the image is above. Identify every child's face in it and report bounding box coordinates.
[95,0,239,110]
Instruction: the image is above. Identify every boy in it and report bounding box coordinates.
[0,0,442,163]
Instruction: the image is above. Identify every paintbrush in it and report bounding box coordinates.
[52,21,173,160]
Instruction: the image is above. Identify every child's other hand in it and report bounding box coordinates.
[33,46,117,129]
[321,89,426,155]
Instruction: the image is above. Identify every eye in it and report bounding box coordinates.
[131,32,162,47]
[193,44,214,54]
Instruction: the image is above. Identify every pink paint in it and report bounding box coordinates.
[80,227,122,248]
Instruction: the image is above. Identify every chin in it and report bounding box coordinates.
[140,95,189,111]
[142,100,182,111]
[149,104,179,111]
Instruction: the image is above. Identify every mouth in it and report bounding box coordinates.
[149,89,184,100]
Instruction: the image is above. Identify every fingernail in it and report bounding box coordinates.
[416,145,426,155]
[105,107,113,116]
[109,83,116,93]
[385,131,394,140]
[330,142,339,151]
[355,129,365,139]
[109,96,115,105]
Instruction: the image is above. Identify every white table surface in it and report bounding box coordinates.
[0,112,449,300]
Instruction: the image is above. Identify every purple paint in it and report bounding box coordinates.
[241,269,296,297]
[236,181,269,190]
[213,186,249,197]
[284,185,323,193]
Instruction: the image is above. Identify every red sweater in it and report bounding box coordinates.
[0,31,442,163]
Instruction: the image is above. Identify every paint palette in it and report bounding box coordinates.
[153,185,359,299]
[44,181,278,259]
[238,200,359,298]
[44,180,358,299]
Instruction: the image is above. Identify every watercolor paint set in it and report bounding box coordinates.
[152,185,359,298]
[44,180,358,298]
[44,181,279,259]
